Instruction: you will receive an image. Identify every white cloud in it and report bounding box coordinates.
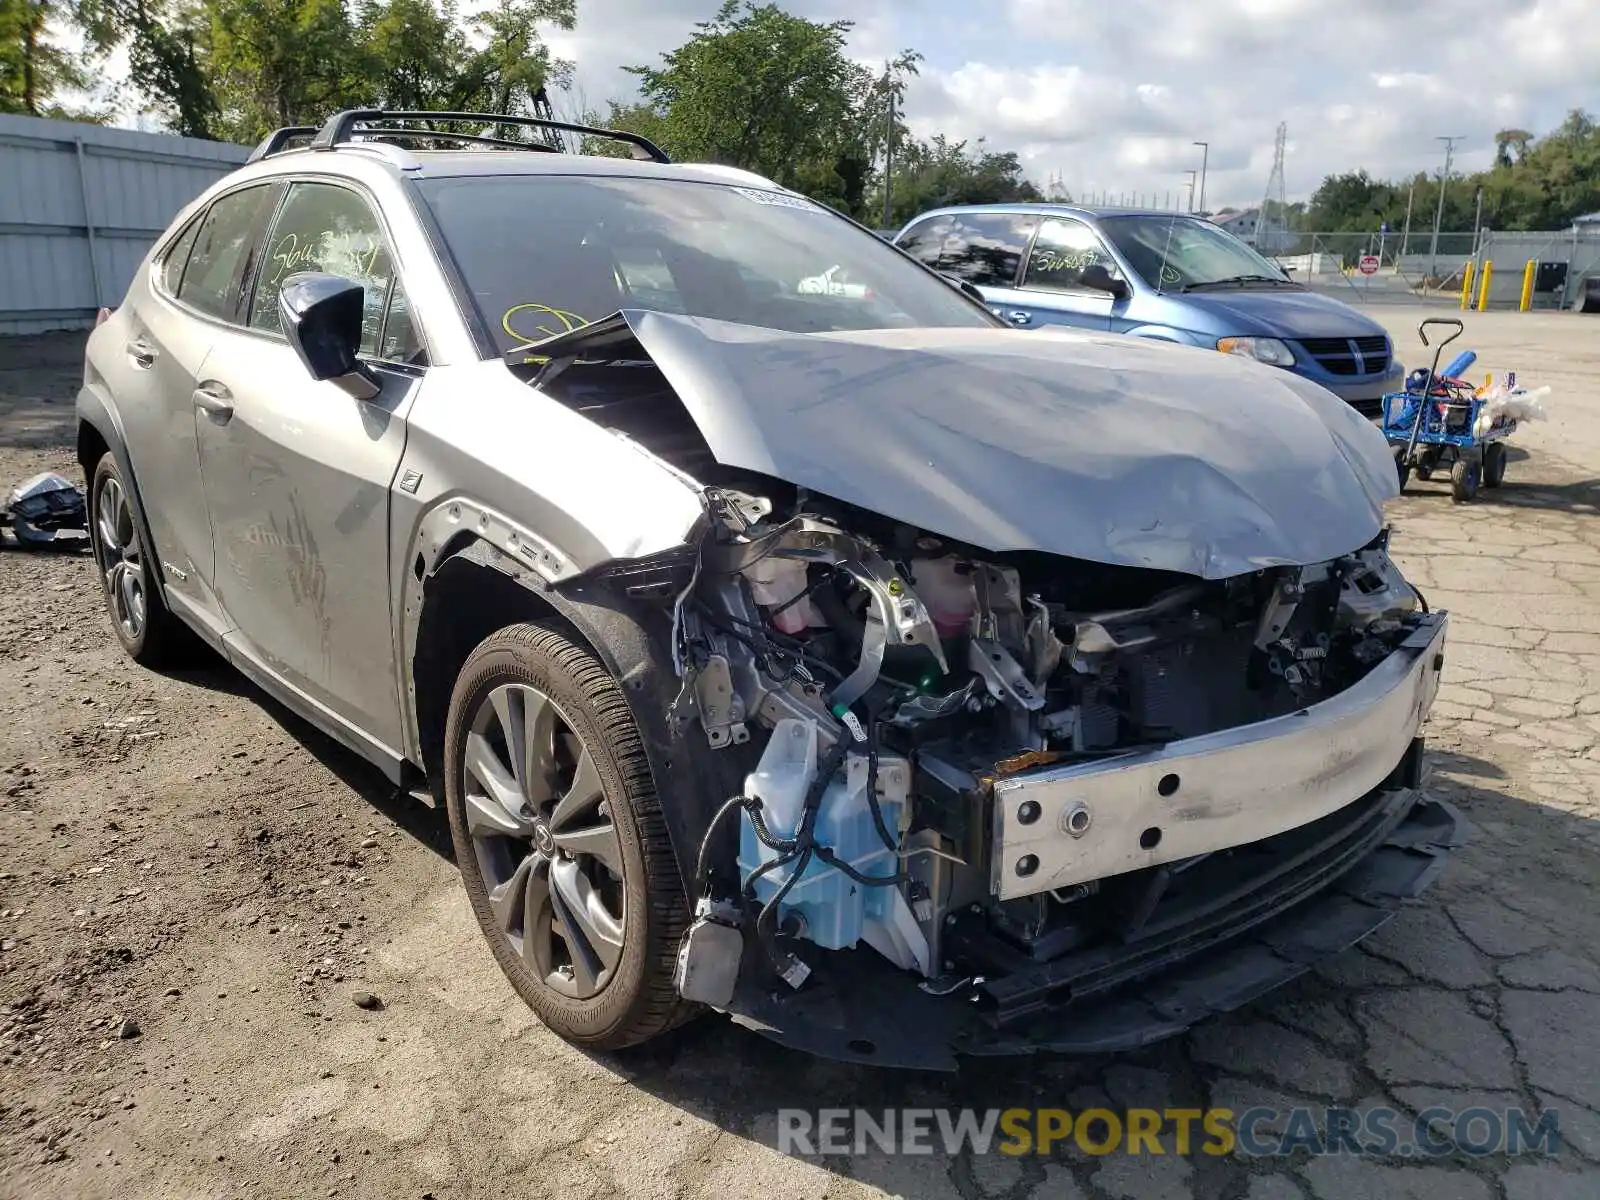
[874,0,1597,208]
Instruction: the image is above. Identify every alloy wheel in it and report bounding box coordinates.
[95,475,146,641]
[462,682,626,999]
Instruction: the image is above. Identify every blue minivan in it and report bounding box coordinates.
[892,204,1403,415]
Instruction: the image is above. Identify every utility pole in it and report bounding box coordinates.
[1184,170,1196,212]
[880,71,896,230]
[1428,135,1462,282]
[1193,140,1209,213]
[1471,186,1484,258]
[1401,176,1416,256]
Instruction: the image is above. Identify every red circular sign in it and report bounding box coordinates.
[1358,255,1380,276]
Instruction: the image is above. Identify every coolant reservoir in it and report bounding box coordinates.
[911,557,976,637]
[743,557,816,635]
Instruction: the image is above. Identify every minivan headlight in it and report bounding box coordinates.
[1217,336,1296,368]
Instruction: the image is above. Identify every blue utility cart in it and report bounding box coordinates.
[1381,318,1517,503]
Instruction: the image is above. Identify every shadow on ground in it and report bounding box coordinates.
[159,650,454,862]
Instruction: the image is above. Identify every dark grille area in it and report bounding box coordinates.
[1297,335,1391,376]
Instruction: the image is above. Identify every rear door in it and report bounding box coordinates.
[111,182,280,630]
[193,178,427,760]
[934,212,1039,327]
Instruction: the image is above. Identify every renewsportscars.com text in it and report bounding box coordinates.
[776,1106,1561,1159]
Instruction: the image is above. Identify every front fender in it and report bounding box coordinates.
[407,535,741,897]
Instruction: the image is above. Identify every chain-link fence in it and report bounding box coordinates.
[1251,227,1600,309]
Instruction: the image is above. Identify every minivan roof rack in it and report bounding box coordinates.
[246,125,318,163]
[306,109,670,163]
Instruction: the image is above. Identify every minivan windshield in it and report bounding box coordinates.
[415,174,997,353]
[1096,214,1297,293]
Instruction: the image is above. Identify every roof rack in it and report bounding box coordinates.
[246,125,318,163]
[307,109,670,163]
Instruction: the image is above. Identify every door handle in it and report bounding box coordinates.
[1006,311,1033,326]
[126,339,157,369]
[192,382,234,424]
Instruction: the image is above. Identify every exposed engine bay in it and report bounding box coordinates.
[662,481,1432,1010]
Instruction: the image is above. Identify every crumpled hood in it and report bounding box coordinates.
[549,312,1400,580]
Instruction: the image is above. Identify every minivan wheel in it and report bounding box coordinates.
[443,622,692,1048]
[87,452,191,667]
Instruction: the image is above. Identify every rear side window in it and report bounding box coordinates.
[177,185,277,321]
[939,213,1037,288]
[895,216,953,268]
[160,218,201,295]
[248,181,409,359]
[1022,218,1114,293]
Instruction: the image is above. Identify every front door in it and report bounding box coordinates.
[1005,216,1125,332]
[194,179,426,757]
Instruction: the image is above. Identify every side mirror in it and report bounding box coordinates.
[279,272,381,401]
[1081,263,1130,300]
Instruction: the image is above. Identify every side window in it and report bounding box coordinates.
[177,185,277,321]
[895,216,953,268]
[1023,219,1115,293]
[376,283,424,364]
[249,182,403,357]
[939,214,1037,287]
[159,217,202,296]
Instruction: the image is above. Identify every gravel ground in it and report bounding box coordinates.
[1,318,1598,1200]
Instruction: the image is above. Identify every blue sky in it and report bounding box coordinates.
[547,0,1600,211]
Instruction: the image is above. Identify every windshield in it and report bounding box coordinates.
[1096,215,1293,292]
[415,174,996,353]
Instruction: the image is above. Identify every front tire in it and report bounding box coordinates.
[87,452,192,667]
[442,622,692,1049]
[1451,457,1481,504]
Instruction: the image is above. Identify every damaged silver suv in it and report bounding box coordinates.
[78,110,1459,1070]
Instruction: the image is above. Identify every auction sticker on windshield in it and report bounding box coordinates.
[732,186,823,212]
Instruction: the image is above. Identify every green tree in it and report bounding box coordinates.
[203,0,365,138]
[1494,127,1533,169]
[1306,111,1600,234]
[875,134,1042,228]
[1,0,102,117]
[74,0,218,135]
[605,1,915,217]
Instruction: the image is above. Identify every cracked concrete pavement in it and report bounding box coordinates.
[1,311,1598,1199]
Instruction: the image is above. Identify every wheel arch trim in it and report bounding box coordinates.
[404,525,734,896]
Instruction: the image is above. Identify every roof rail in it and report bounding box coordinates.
[308,110,670,163]
[344,127,562,155]
[247,125,318,163]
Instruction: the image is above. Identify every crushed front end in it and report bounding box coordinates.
[656,491,1460,1070]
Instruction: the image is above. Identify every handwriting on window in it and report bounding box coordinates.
[267,230,383,290]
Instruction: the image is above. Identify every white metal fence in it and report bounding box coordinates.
[0,114,250,335]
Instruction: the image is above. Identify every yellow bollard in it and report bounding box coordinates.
[1520,259,1536,312]
[1476,260,1493,311]
[1459,262,1476,310]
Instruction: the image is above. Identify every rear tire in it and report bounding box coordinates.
[87,452,193,668]
[1483,442,1507,489]
[1393,446,1411,491]
[442,621,693,1049]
